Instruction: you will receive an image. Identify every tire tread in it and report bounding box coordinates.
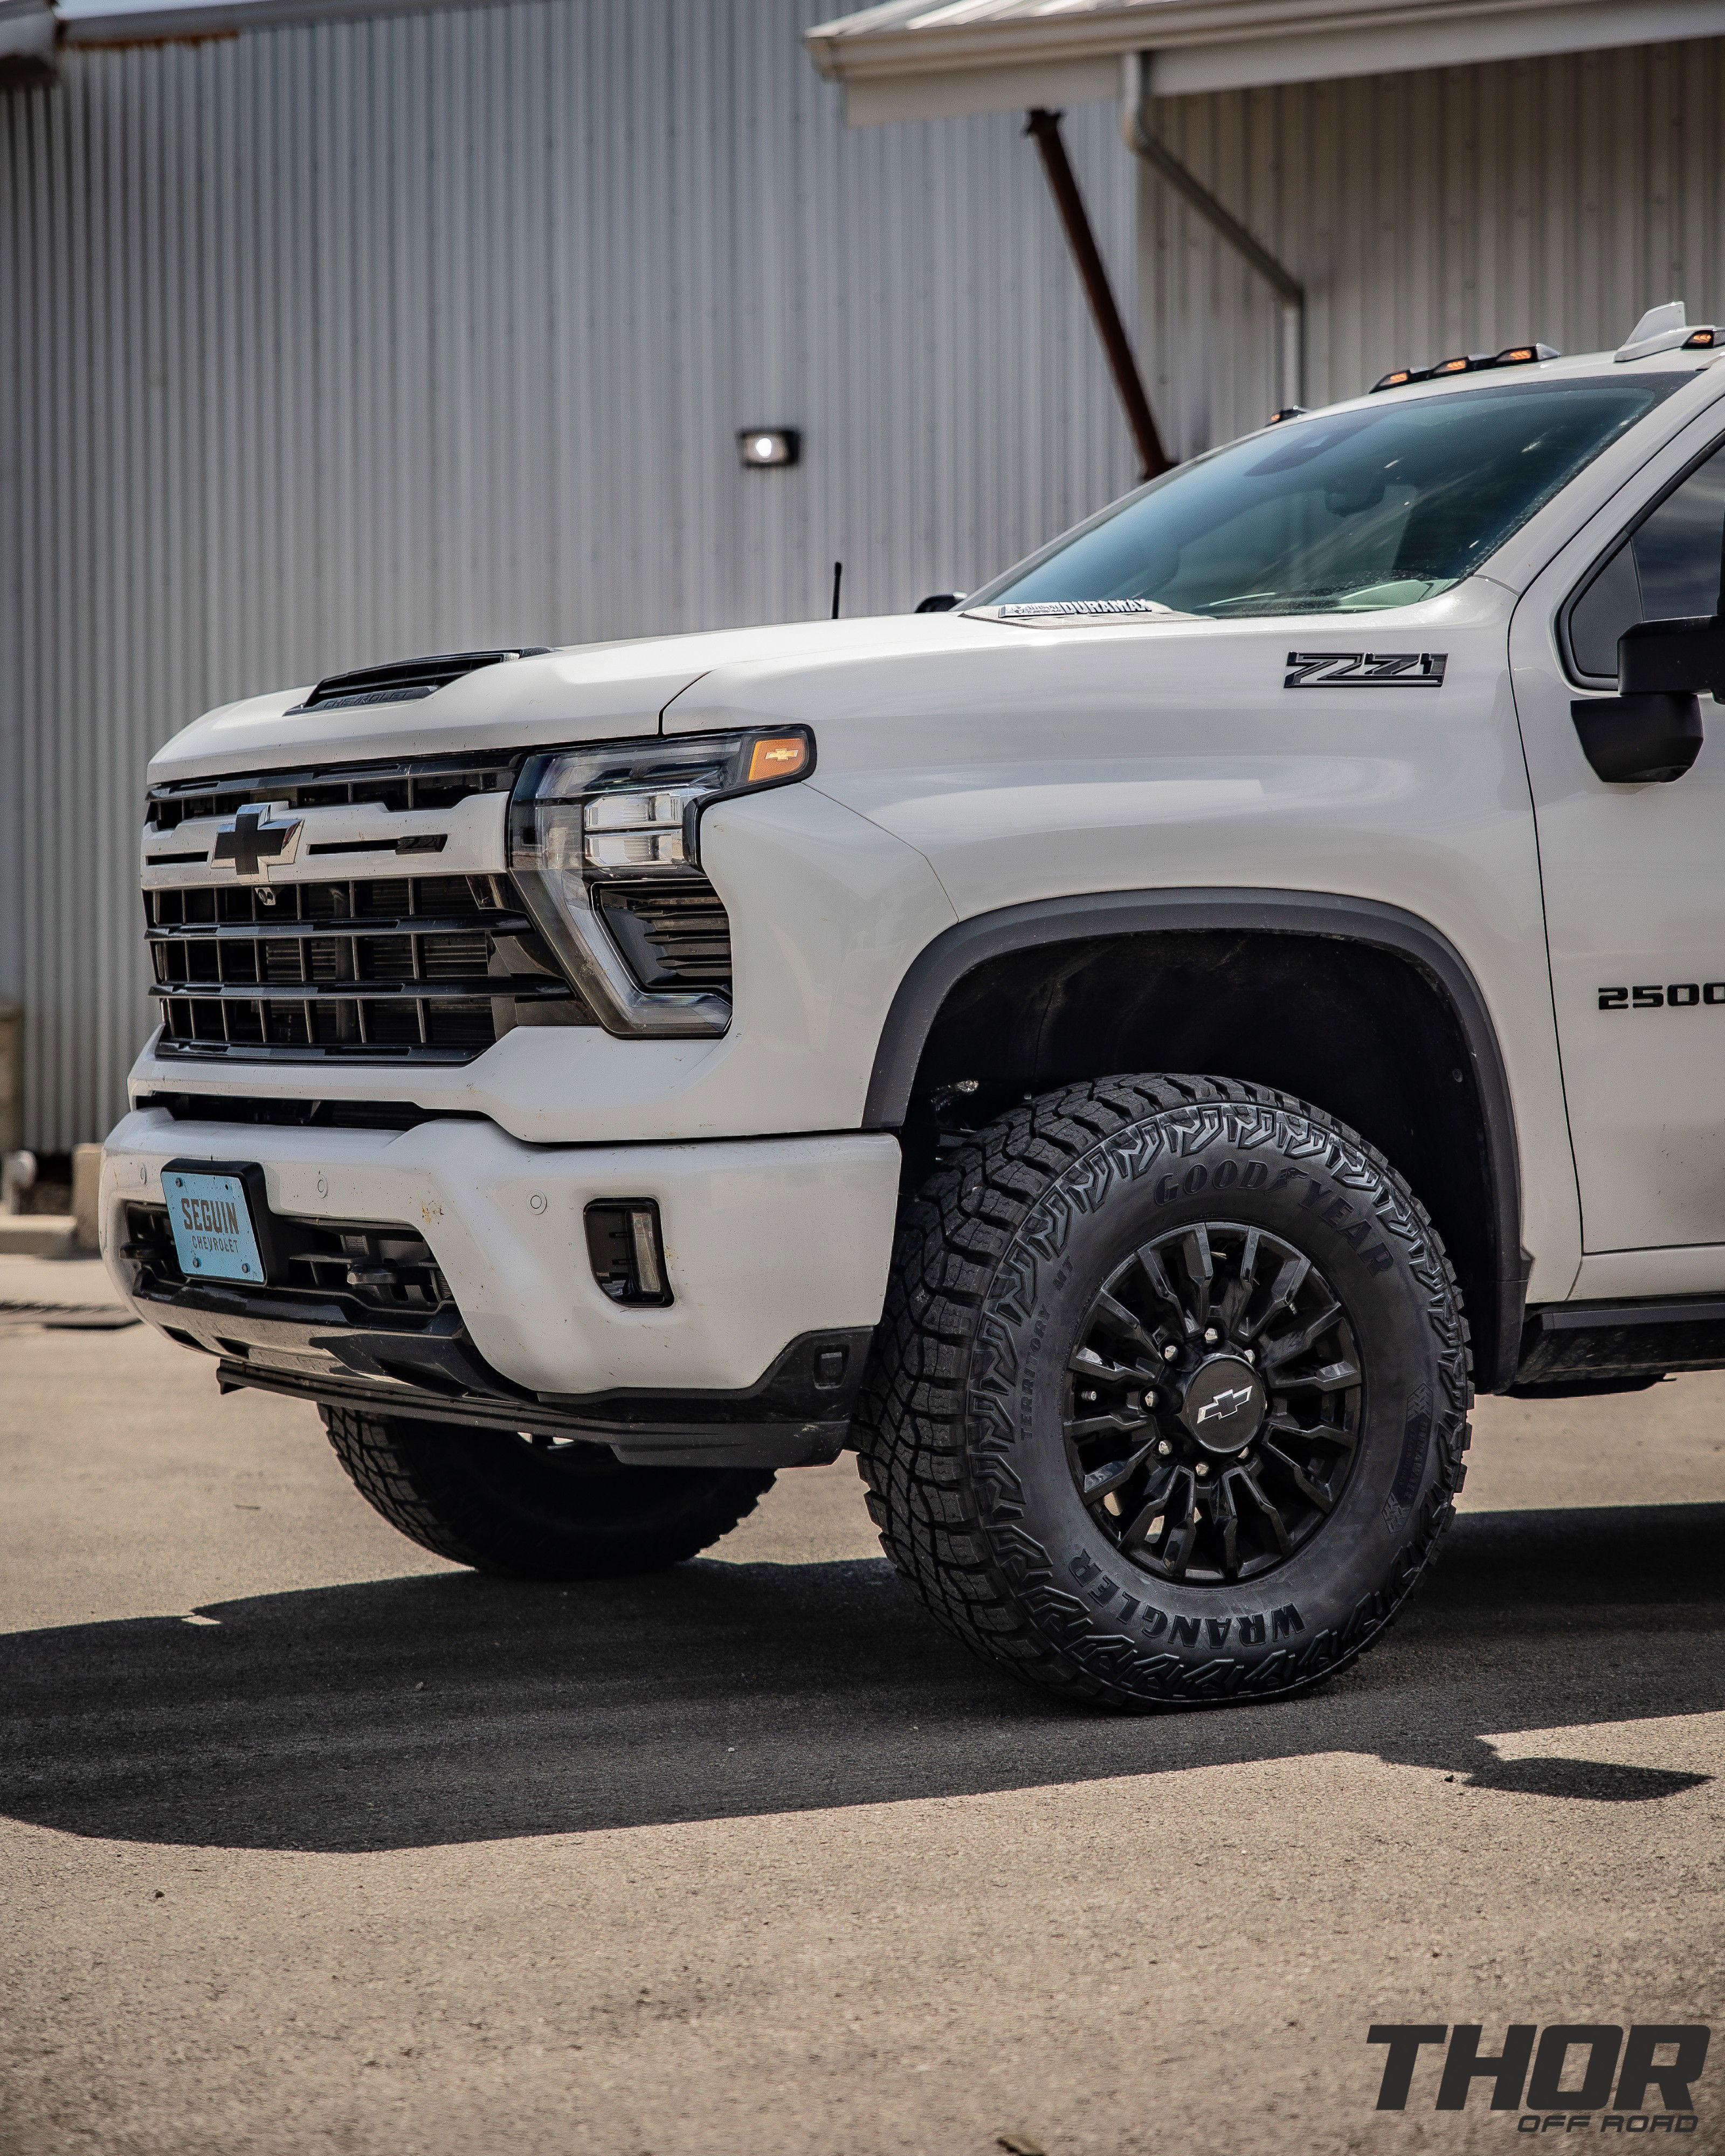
[853,1073,1472,1708]
[322,1408,773,1579]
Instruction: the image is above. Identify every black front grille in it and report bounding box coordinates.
[136,1094,460,1131]
[125,1203,454,1325]
[597,879,733,990]
[146,751,520,833]
[147,872,590,1063]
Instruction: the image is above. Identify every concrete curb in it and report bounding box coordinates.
[0,1215,77,1259]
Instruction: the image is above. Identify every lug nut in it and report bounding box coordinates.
[1203,1326,1219,1344]
[1163,1345,1179,1362]
[1243,1348,1255,1364]
[1195,1462,1210,1478]
[1157,1440,1172,1456]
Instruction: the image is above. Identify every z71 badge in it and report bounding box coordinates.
[1284,651,1447,688]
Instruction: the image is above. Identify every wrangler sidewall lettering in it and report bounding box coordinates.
[956,1087,1471,1704]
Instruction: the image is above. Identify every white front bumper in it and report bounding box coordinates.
[101,1109,900,1398]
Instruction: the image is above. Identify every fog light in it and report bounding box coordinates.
[739,428,799,468]
[584,1201,671,1306]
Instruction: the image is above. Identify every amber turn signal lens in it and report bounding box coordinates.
[746,735,810,785]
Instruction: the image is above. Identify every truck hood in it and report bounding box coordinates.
[147,613,1012,783]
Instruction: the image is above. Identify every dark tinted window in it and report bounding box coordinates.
[1566,440,1725,681]
[972,379,1679,621]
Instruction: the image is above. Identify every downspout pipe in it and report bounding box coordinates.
[1120,52,1305,412]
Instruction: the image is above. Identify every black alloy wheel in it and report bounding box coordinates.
[1066,1224,1361,1585]
[855,1073,1471,1710]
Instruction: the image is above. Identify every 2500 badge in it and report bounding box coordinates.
[1598,984,1725,1009]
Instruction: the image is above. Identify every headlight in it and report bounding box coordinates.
[507,728,811,1036]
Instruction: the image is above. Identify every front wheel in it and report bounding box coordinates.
[321,1407,775,1579]
[855,1075,1471,1709]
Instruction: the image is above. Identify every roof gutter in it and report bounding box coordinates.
[806,0,1725,122]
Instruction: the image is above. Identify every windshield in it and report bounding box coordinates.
[971,379,1681,619]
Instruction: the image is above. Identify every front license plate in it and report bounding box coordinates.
[165,1169,266,1282]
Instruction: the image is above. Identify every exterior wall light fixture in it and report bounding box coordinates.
[739,428,799,468]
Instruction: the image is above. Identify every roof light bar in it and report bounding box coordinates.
[1370,341,1560,392]
[1683,327,1720,348]
[1265,405,1310,425]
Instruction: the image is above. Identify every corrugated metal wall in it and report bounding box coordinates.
[7,18,1725,1149]
[0,0,1138,1149]
[1137,36,1725,459]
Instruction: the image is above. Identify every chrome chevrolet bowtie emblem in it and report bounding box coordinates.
[1195,1385,1254,1427]
[211,804,304,882]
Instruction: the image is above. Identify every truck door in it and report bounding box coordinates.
[1510,407,1725,1270]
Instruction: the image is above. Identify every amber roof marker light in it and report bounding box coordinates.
[1371,340,1560,392]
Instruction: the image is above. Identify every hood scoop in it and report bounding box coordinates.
[287,646,550,714]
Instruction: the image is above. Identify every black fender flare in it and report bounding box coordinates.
[862,887,1526,1392]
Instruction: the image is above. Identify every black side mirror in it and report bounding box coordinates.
[914,592,963,613]
[1620,613,1725,695]
[1569,615,1719,783]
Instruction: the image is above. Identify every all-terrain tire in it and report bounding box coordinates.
[855,1074,1471,1708]
[321,1408,775,1580]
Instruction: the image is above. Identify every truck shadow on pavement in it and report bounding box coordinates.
[1,1501,1717,1853]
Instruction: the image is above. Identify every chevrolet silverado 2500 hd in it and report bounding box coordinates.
[102,301,1725,1708]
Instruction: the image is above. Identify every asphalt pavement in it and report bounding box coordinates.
[1,1257,1720,2154]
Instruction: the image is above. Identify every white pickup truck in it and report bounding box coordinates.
[102,300,1725,1709]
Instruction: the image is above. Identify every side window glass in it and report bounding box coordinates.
[1564,439,1725,683]
[1567,542,1640,679]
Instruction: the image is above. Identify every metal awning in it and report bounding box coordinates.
[806,0,1725,124]
[0,0,54,79]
